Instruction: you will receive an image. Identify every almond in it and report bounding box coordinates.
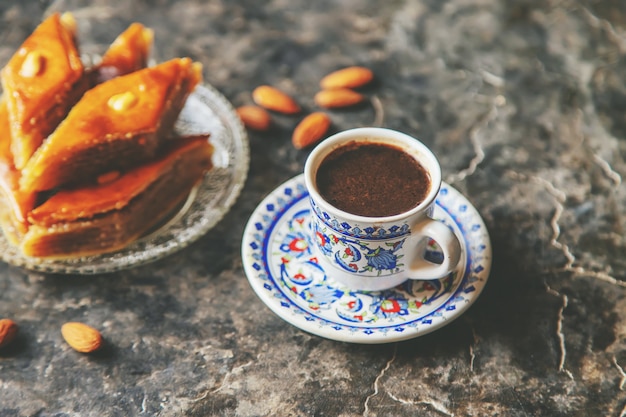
[19,51,45,78]
[292,112,331,149]
[0,319,18,348]
[252,85,300,114]
[236,105,271,131]
[60,12,77,34]
[314,88,365,109]
[61,322,103,353]
[320,66,374,90]
[108,91,138,112]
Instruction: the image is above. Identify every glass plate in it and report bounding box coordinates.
[0,84,249,274]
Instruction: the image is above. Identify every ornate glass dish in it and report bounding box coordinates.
[0,84,249,274]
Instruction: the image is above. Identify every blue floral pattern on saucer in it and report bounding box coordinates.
[242,174,491,344]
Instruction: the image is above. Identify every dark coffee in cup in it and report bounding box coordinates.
[315,141,431,217]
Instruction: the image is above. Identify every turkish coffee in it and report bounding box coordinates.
[315,141,431,217]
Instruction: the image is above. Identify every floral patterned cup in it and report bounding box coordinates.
[304,127,462,291]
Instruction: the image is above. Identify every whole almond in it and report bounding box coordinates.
[292,112,331,149]
[61,322,103,353]
[314,88,365,109]
[0,319,18,348]
[320,66,374,90]
[252,85,301,114]
[236,105,272,131]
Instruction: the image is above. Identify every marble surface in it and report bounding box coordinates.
[1,0,625,416]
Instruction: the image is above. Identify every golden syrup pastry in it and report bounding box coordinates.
[0,17,215,260]
[93,22,154,83]
[0,12,88,169]
[20,57,203,193]
[0,19,155,244]
[21,136,213,258]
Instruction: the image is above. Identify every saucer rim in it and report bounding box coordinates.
[241,174,491,344]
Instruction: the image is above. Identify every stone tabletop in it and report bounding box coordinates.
[1,0,626,416]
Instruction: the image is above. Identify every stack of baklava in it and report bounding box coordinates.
[0,12,214,259]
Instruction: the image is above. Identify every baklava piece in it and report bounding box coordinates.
[0,19,154,244]
[21,57,203,192]
[93,22,154,83]
[20,136,213,258]
[0,12,88,169]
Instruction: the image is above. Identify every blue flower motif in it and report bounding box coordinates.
[365,247,399,272]
[300,285,344,309]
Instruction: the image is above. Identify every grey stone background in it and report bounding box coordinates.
[1,0,625,416]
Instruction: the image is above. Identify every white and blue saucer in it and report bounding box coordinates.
[241,174,491,344]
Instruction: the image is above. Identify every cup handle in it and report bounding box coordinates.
[408,218,462,280]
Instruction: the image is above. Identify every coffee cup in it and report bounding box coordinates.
[303,127,462,291]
